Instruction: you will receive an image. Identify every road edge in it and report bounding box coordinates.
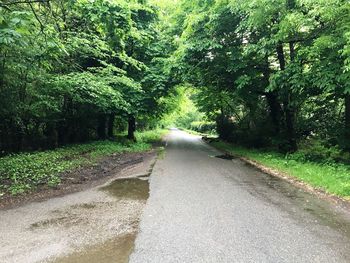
[204,137,350,211]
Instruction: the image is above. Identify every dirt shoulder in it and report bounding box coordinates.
[0,150,157,210]
[0,148,158,263]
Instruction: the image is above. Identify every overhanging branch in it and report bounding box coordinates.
[1,0,49,7]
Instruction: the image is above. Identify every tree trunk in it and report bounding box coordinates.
[285,41,297,152]
[262,56,282,136]
[276,43,286,71]
[107,113,115,138]
[276,43,297,152]
[284,99,297,152]
[44,123,58,149]
[97,114,107,140]
[57,121,66,146]
[266,92,282,135]
[58,96,71,145]
[127,115,136,141]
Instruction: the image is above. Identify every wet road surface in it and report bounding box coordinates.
[130,130,350,263]
[0,153,156,263]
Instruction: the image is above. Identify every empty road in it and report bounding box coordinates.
[130,129,350,263]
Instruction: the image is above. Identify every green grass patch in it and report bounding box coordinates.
[135,129,168,144]
[0,129,167,196]
[212,141,350,199]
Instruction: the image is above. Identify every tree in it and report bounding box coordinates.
[0,0,176,152]
[168,0,350,152]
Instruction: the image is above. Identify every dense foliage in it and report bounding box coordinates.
[1,0,350,156]
[0,129,166,195]
[170,0,350,153]
[0,0,175,153]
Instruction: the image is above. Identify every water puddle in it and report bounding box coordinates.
[101,178,149,200]
[214,154,236,160]
[48,178,150,262]
[52,233,136,263]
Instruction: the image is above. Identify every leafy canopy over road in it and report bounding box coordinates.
[1,0,350,158]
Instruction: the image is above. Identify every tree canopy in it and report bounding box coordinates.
[0,0,175,152]
[168,0,350,153]
[1,0,350,155]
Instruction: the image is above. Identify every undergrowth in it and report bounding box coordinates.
[0,129,167,196]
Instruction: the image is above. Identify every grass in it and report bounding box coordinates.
[211,141,350,199]
[0,129,167,196]
[179,128,203,136]
[135,129,169,144]
[179,128,217,137]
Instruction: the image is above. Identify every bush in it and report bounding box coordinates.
[189,121,216,134]
[288,139,350,164]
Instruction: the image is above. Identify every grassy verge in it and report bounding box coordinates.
[0,129,167,196]
[179,128,217,137]
[179,128,203,136]
[211,141,350,199]
[135,129,168,144]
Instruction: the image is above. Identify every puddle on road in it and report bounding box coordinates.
[101,178,149,200]
[52,233,136,263]
[48,178,150,263]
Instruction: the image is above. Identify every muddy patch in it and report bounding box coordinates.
[52,233,136,263]
[101,178,149,200]
[0,151,156,210]
[0,149,158,263]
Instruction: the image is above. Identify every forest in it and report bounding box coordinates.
[172,0,350,156]
[1,0,350,154]
[1,0,350,194]
[0,0,178,153]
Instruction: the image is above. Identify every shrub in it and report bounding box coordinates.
[189,121,216,134]
[288,139,350,164]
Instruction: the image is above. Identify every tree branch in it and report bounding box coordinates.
[28,2,45,33]
[1,0,49,7]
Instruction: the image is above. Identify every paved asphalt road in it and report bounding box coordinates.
[130,129,350,263]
